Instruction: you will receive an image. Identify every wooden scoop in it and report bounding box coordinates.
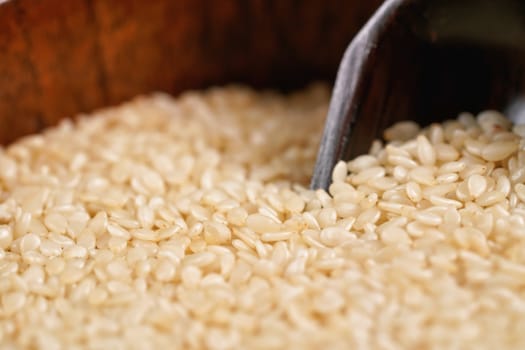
[311,0,525,190]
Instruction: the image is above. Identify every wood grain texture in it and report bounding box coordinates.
[0,0,382,144]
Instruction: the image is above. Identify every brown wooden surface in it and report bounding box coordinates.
[0,0,382,144]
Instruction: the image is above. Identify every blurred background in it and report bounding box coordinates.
[0,0,383,144]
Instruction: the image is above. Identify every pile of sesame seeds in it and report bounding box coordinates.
[1,84,525,349]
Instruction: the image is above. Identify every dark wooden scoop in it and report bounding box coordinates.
[311,0,525,190]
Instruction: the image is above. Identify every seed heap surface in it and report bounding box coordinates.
[1,85,525,349]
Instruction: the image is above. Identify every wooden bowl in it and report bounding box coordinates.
[0,0,382,144]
